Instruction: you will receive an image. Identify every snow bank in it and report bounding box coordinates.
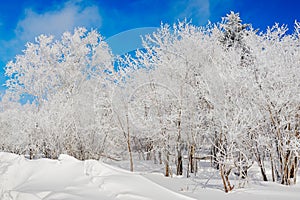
[0,152,193,200]
[1,152,299,200]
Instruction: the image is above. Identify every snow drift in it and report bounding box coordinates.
[0,152,193,200]
[1,152,300,200]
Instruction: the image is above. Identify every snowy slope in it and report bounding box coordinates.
[0,152,194,200]
[1,152,299,200]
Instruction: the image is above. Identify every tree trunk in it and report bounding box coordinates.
[293,157,298,184]
[220,166,228,193]
[29,148,34,160]
[146,152,151,160]
[254,142,268,181]
[159,151,162,164]
[259,163,268,181]
[281,151,298,185]
[126,115,134,172]
[220,165,234,193]
[165,151,170,177]
[211,132,220,169]
[189,144,195,173]
[270,154,276,182]
[127,136,134,172]
[176,107,183,176]
[153,150,157,164]
[176,152,183,176]
[116,114,134,172]
[281,150,291,185]
[195,158,198,175]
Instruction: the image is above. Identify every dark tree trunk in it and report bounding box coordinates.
[176,153,183,176]
[271,154,276,182]
[29,148,34,160]
[159,151,162,164]
[259,164,268,181]
[189,144,195,173]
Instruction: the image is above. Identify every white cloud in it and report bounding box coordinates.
[15,0,102,42]
[173,0,210,24]
[0,0,102,65]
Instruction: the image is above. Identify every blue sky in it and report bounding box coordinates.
[0,0,299,92]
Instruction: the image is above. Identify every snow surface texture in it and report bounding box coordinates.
[0,152,299,200]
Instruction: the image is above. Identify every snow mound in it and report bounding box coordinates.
[1,152,300,200]
[0,152,194,200]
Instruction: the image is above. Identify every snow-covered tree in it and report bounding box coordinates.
[249,23,300,185]
[4,28,114,159]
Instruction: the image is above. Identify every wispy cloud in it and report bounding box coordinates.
[0,0,102,65]
[172,0,210,25]
[15,1,102,42]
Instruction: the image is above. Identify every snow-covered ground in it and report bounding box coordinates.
[0,152,299,200]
